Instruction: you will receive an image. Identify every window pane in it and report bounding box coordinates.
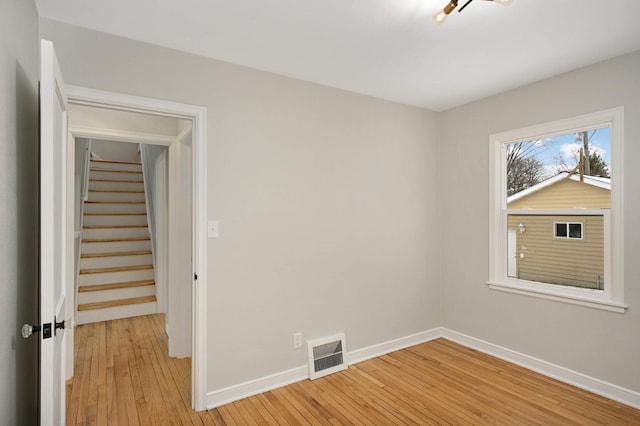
[569,223,583,239]
[507,214,604,290]
[555,223,567,238]
[506,127,611,209]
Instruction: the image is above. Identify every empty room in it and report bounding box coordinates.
[2,0,640,424]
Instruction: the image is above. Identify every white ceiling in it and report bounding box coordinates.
[36,0,640,111]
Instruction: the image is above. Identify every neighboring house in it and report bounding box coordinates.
[506,172,610,290]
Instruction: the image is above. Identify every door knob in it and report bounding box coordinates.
[21,322,52,339]
[21,324,41,339]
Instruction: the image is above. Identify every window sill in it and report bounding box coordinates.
[487,280,627,313]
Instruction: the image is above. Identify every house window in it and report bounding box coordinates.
[488,108,626,313]
[554,222,583,239]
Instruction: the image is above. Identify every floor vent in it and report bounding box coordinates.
[307,333,347,380]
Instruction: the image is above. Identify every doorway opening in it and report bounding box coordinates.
[64,86,208,411]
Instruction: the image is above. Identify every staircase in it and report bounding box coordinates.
[76,159,157,324]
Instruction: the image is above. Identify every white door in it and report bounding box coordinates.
[507,228,517,278]
[40,39,68,426]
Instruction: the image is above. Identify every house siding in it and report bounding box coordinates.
[508,178,610,209]
[508,214,605,289]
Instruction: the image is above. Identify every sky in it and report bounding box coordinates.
[522,126,611,178]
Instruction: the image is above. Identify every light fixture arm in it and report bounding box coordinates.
[433,0,513,25]
[458,0,474,13]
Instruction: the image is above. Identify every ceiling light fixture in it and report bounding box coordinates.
[433,0,513,26]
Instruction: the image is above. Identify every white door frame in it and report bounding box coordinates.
[65,85,208,411]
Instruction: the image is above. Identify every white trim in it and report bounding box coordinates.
[206,366,308,409]
[442,329,640,410]
[65,85,208,411]
[206,327,442,409]
[206,326,640,411]
[487,282,627,313]
[346,329,442,365]
[489,107,625,311]
[67,124,176,146]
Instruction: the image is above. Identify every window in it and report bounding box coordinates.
[554,222,582,239]
[488,108,626,312]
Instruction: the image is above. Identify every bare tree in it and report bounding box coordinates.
[506,141,547,196]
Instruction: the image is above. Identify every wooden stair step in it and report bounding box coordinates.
[89,189,145,193]
[77,295,157,311]
[81,250,152,258]
[83,225,148,229]
[83,236,150,243]
[80,264,153,275]
[85,201,145,204]
[84,212,147,216]
[90,168,142,174]
[89,179,144,183]
[78,279,155,293]
[91,160,141,165]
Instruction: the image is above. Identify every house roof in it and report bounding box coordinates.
[507,172,610,204]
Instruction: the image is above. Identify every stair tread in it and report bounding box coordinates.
[91,160,141,165]
[81,250,152,258]
[80,264,153,275]
[89,189,145,193]
[79,279,155,293]
[84,212,147,216]
[85,201,146,204]
[90,179,144,183]
[83,225,148,229]
[90,168,142,174]
[77,295,157,311]
[83,236,150,243]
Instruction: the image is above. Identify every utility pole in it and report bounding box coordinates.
[581,130,590,176]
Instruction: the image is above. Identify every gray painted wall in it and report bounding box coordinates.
[37,13,639,405]
[0,0,40,424]
[439,51,640,393]
[39,19,442,390]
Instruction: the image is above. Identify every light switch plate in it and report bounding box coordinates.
[208,220,219,238]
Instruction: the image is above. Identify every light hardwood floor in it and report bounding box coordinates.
[67,314,640,425]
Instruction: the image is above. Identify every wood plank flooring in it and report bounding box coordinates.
[67,314,640,425]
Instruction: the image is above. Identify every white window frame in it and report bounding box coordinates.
[488,108,626,313]
[553,222,583,240]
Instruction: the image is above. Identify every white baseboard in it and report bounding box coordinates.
[206,327,442,409]
[207,365,308,409]
[347,328,442,365]
[442,329,640,410]
[206,327,640,411]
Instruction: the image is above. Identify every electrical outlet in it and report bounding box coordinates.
[293,332,302,349]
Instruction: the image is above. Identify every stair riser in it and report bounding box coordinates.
[88,191,146,202]
[84,203,147,214]
[75,302,157,325]
[90,170,143,181]
[83,214,148,226]
[81,239,152,254]
[82,227,150,240]
[79,268,154,286]
[77,285,156,304]
[90,161,142,172]
[89,180,144,192]
[80,253,153,269]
